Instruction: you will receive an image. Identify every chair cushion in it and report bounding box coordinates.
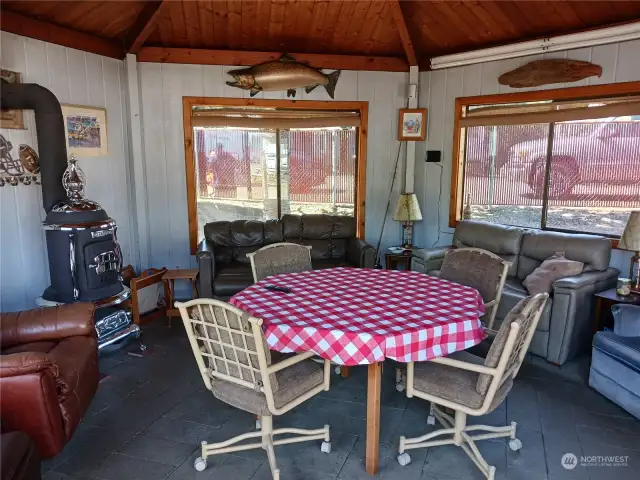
[497,280,553,332]
[413,352,511,412]
[593,331,640,373]
[210,359,324,415]
[214,265,254,297]
[522,252,583,295]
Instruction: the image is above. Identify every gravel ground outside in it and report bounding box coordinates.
[469,204,631,236]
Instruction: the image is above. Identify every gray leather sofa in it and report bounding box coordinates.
[412,220,619,365]
[197,214,376,299]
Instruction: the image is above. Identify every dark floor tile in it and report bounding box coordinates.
[422,439,506,480]
[116,434,198,466]
[252,462,338,480]
[88,453,175,480]
[577,425,640,452]
[143,417,218,445]
[507,428,546,471]
[582,442,640,480]
[163,390,236,427]
[166,451,262,480]
[338,438,426,480]
[42,471,88,480]
[543,436,589,480]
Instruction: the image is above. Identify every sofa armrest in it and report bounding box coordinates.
[0,303,95,350]
[196,239,216,298]
[553,268,620,290]
[547,267,619,365]
[347,238,376,268]
[411,246,453,273]
[0,352,58,378]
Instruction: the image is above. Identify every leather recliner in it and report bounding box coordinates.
[0,303,100,458]
[197,214,377,298]
[412,220,619,365]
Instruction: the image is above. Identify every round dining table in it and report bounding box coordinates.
[229,267,485,475]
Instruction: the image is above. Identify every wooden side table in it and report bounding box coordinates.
[593,287,640,332]
[163,269,199,320]
[385,252,413,270]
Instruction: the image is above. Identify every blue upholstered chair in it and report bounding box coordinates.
[589,304,640,419]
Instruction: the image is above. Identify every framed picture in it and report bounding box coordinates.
[398,108,427,141]
[1,69,25,129]
[61,104,108,156]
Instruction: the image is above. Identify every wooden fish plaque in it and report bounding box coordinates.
[498,59,602,88]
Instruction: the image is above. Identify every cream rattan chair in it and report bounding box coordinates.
[247,242,313,283]
[176,298,331,480]
[396,293,549,480]
[396,248,510,392]
[439,247,510,331]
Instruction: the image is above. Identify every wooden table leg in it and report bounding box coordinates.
[340,366,350,378]
[365,362,382,475]
[593,296,603,333]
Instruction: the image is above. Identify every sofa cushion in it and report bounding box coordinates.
[497,279,553,332]
[2,341,58,355]
[593,331,640,374]
[312,260,352,269]
[522,253,584,294]
[453,220,524,276]
[302,239,332,260]
[214,265,254,297]
[517,230,611,280]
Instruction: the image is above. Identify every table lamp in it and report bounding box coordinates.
[618,211,640,293]
[393,193,422,249]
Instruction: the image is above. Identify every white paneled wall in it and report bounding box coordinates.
[0,32,133,311]
[137,63,407,271]
[414,39,640,270]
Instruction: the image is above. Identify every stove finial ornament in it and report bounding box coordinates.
[62,154,87,202]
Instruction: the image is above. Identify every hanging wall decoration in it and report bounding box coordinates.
[225,53,341,99]
[61,104,108,156]
[1,69,25,129]
[498,59,602,88]
[0,133,40,186]
[398,108,427,141]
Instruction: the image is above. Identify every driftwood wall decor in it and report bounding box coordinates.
[498,59,603,88]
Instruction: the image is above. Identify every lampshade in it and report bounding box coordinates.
[619,211,640,251]
[393,193,423,222]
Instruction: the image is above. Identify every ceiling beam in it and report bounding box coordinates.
[389,0,418,66]
[123,0,166,54]
[0,9,123,59]
[137,47,409,72]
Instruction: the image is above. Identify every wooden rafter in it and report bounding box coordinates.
[123,0,166,54]
[389,0,417,66]
[0,9,123,59]
[137,47,409,72]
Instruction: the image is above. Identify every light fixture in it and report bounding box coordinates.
[619,211,640,293]
[393,193,422,249]
[430,21,640,70]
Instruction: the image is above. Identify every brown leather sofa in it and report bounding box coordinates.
[0,431,40,480]
[197,214,376,298]
[0,303,99,458]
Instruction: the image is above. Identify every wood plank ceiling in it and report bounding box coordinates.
[1,0,639,71]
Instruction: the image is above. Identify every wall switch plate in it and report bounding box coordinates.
[426,150,441,163]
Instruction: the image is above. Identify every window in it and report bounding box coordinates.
[451,83,640,238]
[183,98,368,253]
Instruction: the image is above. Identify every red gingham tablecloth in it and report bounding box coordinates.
[229,267,485,366]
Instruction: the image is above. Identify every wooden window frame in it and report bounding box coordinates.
[183,97,369,255]
[449,81,640,246]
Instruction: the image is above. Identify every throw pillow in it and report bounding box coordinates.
[523,252,584,295]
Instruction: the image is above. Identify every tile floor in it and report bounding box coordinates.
[42,322,640,480]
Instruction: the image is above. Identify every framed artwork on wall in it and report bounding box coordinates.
[61,104,108,156]
[1,69,25,129]
[398,108,427,141]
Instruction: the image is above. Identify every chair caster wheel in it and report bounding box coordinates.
[194,457,207,471]
[427,415,436,426]
[256,419,261,430]
[396,382,405,392]
[509,438,523,451]
[321,441,331,453]
[334,366,341,375]
[397,452,411,466]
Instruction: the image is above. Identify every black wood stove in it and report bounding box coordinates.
[0,83,141,348]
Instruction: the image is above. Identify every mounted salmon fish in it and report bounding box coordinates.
[498,59,602,88]
[226,54,341,99]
